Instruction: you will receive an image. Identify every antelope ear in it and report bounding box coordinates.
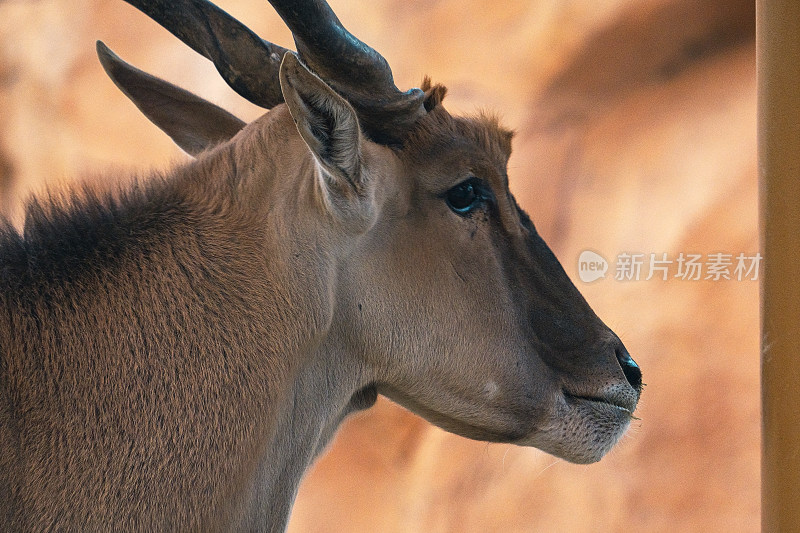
[279,52,362,191]
[96,41,246,156]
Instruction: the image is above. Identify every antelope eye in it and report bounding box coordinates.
[445,178,485,215]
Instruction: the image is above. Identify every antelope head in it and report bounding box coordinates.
[99,0,642,465]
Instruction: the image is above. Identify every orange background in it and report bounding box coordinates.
[0,0,758,530]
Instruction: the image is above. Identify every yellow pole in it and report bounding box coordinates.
[759,0,800,530]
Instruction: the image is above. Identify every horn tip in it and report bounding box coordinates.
[95,40,119,66]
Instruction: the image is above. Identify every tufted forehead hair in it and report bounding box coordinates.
[402,79,515,167]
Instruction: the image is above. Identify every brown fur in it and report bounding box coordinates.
[0,51,641,533]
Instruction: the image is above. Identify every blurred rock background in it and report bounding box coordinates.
[0,0,758,530]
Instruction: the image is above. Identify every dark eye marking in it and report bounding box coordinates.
[443,177,492,216]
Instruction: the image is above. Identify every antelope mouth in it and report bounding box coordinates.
[516,389,637,464]
[563,392,637,415]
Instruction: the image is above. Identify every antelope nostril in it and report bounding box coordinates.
[615,346,642,391]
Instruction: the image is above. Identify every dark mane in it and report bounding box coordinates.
[0,176,189,292]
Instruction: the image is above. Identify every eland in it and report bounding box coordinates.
[0,0,643,530]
